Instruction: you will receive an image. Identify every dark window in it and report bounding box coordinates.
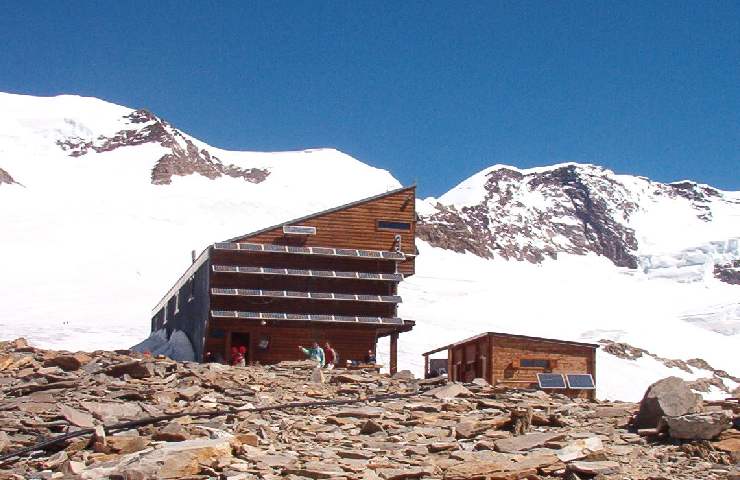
[377,220,412,231]
[520,358,550,368]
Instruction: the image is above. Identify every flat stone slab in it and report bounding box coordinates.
[494,432,566,453]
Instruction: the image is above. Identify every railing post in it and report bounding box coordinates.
[390,332,398,375]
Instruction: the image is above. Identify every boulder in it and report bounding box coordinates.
[392,370,415,380]
[360,419,385,435]
[634,376,702,429]
[152,421,190,442]
[106,435,149,454]
[665,411,732,440]
[44,353,90,371]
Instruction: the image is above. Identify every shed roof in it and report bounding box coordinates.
[422,331,600,356]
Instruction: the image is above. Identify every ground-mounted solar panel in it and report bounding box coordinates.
[214,242,238,250]
[566,374,595,389]
[536,373,567,389]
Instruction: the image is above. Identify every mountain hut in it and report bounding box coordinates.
[149,186,417,373]
[423,332,599,399]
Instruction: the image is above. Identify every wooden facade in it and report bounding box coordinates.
[150,186,417,373]
[423,332,598,399]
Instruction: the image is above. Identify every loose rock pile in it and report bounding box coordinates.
[1,338,738,479]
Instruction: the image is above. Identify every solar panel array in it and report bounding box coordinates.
[536,373,567,389]
[210,310,404,325]
[211,288,402,303]
[566,374,595,389]
[213,242,405,260]
[212,265,402,282]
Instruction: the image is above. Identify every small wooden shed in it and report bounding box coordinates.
[422,332,599,399]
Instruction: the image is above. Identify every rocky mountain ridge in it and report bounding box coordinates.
[55,108,269,185]
[418,164,739,272]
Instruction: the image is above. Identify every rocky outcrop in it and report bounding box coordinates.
[634,376,703,429]
[419,165,640,267]
[57,109,269,186]
[0,167,20,187]
[715,260,740,285]
[665,411,732,440]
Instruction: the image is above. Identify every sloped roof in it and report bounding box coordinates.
[224,184,416,242]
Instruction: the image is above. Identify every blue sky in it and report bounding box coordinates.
[1,2,738,196]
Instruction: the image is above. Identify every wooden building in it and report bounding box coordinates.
[149,186,417,374]
[422,332,598,399]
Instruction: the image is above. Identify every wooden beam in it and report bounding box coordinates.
[423,354,430,379]
[389,332,398,375]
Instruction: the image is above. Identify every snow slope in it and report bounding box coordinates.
[1,92,737,402]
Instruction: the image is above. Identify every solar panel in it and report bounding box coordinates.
[286,313,310,320]
[311,247,335,255]
[381,295,402,303]
[333,293,355,300]
[358,250,382,258]
[312,270,333,277]
[537,373,567,389]
[263,267,286,274]
[333,316,357,323]
[241,289,261,296]
[335,249,358,256]
[287,246,310,254]
[262,290,284,297]
[264,244,287,252]
[239,243,262,251]
[286,291,309,298]
[310,314,333,321]
[237,311,259,318]
[214,242,237,250]
[288,269,309,276]
[381,251,404,260]
[357,294,379,301]
[566,374,595,389]
[383,317,404,325]
[310,292,333,299]
[334,271,355,278]
[211,288,236,295]
[213,265,237,272]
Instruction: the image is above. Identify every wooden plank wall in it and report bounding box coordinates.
[490,335,596,399]
[232,186,417,276]
[207,318,378,366]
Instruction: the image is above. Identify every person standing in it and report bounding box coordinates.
[298,342,325,367]
[324,342,338,369]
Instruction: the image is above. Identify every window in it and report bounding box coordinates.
[377,220,412,231]
[520,358,550,369]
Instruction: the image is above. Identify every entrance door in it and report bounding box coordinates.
[230,332,250,364]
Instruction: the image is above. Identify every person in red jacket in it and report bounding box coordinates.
[324,342,338,369]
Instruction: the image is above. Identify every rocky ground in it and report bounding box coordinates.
[0,338,738,480]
